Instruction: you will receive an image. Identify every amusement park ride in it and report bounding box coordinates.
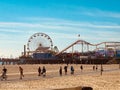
[1,32,120,64]
[26,32,54,58]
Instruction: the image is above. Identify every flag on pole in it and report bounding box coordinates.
[78,34,80,37]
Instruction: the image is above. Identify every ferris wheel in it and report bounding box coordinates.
[27,33,53,53]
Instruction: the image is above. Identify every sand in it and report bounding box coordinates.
[0,64,120,90]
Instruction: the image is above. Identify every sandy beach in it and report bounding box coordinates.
[0,64,120,90]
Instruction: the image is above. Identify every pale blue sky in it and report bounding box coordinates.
[0,0,120,58]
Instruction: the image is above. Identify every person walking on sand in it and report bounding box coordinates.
[80,65,83,72]
[96,65,98,71]
[38,66,41,76]
[93,65,95,71]
[70,66,74,75]
[1,66,7,80]
[19,66,24,79]
[42,66,46,77]
[59,66,62,76]
[64,66,68,75]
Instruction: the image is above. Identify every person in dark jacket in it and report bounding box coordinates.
[59,66,62,76]
[70,66,74,75]
[42,66,46,77]
[38,66,41,76]
[80,65,83,72]
[1,66,7,80]
[64,66,68,75]
[19,66,24,79]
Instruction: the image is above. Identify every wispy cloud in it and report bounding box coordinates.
[0,18,120,42]
[0,18,120,31]
[82,8,120,18]
[0,28,24,33]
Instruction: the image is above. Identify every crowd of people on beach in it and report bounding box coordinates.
[0,65,47,80]
[0,64,101,81]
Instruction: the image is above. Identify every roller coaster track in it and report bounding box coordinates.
[56,40,120,56]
